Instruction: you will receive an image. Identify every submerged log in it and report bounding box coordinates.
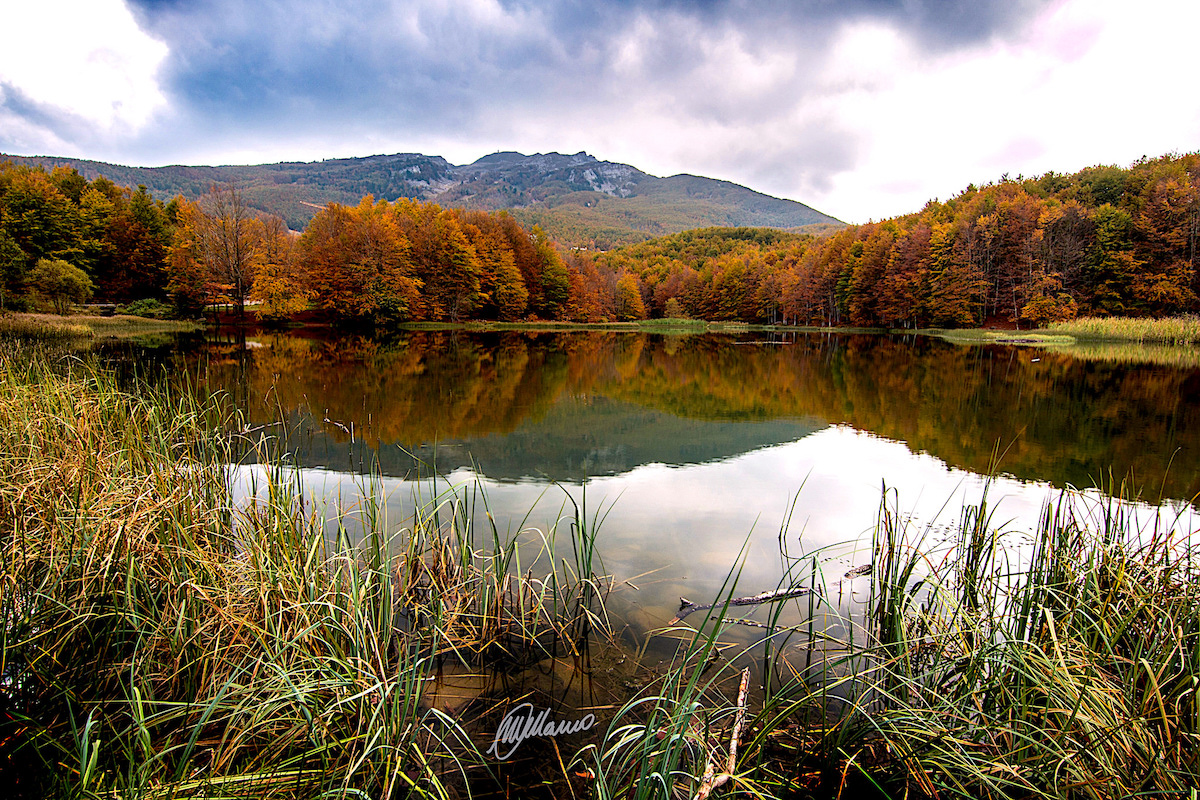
[670,562,872,624]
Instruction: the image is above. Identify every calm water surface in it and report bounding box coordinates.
[120,329,1200,642]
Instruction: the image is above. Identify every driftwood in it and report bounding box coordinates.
[671,563,872,625]
[693,667,751,800]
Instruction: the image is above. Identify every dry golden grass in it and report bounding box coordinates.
[1046,314,1200,344]
[0,355,610,799]
[0,311,200,339]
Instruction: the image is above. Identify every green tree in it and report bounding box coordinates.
[532,226,570,319]
[29,257,93,313]
[0,229,26,311]
[1085,204,1138,315]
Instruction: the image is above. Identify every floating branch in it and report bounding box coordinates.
[671,563,872,624]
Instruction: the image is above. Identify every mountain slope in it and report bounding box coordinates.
[0,150,842,246]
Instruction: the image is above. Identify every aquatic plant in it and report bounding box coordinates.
[0,353,611,799]
[606,480,1200,798]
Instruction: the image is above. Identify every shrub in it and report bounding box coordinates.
[28,257,93,314]
[116,297,173,319]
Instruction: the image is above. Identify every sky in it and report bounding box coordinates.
[1,0,1197,223]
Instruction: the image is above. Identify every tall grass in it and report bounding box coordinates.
[594,482,1200,799]
[7,347,1200,799]
[0,312,199,340]
[0,354,610,798]
[0,312,94,339]
[1047,315,1200,344]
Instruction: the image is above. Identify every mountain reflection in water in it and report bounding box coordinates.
[186,329,1199,504]
[94,326,1198,649]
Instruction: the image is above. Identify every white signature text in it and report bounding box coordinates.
[487,702,596,760]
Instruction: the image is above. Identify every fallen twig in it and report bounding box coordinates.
[672,563,872,624]
[693,667,751,800]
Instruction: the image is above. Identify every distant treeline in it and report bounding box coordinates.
[600,153,1200,327]
[0,165,178,312]
[2,153,1197,327]
[0,161,622,323]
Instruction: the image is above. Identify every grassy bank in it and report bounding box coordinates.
[1045,315,1200,345]
[0,354,613,798]
[916,327,1077,346]
[0,312,201,340]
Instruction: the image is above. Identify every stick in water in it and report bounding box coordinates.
[671,563,872,624]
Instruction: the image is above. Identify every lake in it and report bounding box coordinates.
[106,328,1200,649]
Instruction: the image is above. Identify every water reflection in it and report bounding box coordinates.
[167,326,1200,665]
[193,330,1200,503]
[232,426,1198,662]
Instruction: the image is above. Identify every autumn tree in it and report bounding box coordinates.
[457,211,529,320]
[166,199,211,318]
[96,186,170,301]
[301,198,421,324]
[614,273,647,320]
[924,223,986,327]
[1132,177,1197,313]
[194,184,259,323]
[0,168,81,269]
[393,200,482,321]
[251,215,308,322]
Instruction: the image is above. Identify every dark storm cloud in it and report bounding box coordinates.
[124,0,572,132]
[111,0,1049,157]
[530,0,1045,49]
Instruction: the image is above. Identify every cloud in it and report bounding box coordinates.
[110,0,1052,170]
[0,0,167,154]
[10,0,1198,225]
[808,0,1200,220]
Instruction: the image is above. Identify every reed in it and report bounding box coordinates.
[599,481,1200,798]
[0,312,94,339]
[1046,314,1200,344]
[0,353,610,798]
[0,312,200,340]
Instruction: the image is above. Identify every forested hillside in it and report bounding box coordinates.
[1,152,1195,328]
[0,151,839,247]
[599,153,1200,326]
[0,161,591,323]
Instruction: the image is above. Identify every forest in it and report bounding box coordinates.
[598,152,1200,327]
[1,152,1197,328]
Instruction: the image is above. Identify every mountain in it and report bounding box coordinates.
[0,150,842,247]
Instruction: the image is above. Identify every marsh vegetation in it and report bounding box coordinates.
[2,338,1199,798]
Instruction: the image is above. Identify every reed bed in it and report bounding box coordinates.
[0,312,95,339]
[591,483,1200,799]
[1046,315,1200,344]
[0,312,200,340]
[0,354,609,799]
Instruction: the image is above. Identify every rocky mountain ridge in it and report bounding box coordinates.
[0,149,842,246]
